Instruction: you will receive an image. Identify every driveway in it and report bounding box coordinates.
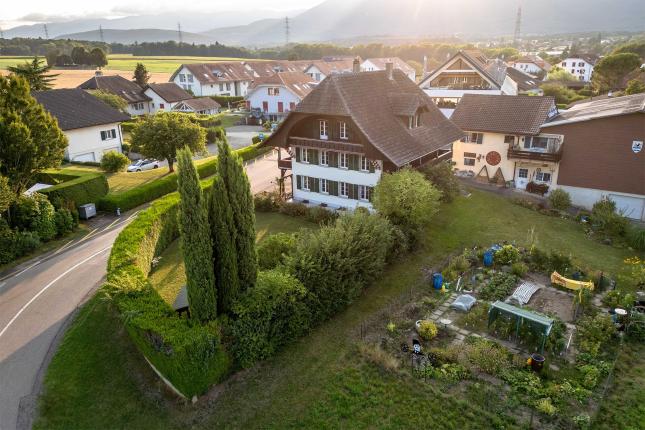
[206,125,264,154]
[0,154,281,430]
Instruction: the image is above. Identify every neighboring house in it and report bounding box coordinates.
[169,61,304,97]
[512,55,551,76]
[559,55,598,82]
[361,57,416,82]
[541,94,645,220]
[78,73,150,116]
[245,71,316,122]
[33,88,130,163]
[144,83,193,113]
[418,50,540,106]
[172,97,221,115]
[262,64,463,210]
[304,58,357,81]
[450,94,561,191]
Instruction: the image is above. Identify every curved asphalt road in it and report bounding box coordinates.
[0,152,280,430]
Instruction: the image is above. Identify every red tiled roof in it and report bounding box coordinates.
[248,71,316,99]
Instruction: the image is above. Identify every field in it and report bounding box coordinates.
[34,188,643,429]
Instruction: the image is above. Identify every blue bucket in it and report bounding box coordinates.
[432,273,443,289]
[483,251,494,267]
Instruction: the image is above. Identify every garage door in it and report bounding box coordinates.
[609,194,645,221]
[72,152,95,162]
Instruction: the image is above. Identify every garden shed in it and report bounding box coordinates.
[487,301,554,353]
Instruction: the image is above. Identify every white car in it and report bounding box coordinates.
[127,159,160,172]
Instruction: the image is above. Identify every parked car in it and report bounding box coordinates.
[127,159,160,172]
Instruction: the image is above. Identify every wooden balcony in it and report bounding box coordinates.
[278,157,292,170]
[507,147,562,163]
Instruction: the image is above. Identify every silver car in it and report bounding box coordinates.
[127,159,160,172]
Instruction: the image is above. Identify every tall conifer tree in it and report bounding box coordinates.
[176,148,217,321]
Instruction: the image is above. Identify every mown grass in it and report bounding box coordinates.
[35,188,642,429]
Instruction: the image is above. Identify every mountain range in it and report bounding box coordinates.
[5,0,645,46]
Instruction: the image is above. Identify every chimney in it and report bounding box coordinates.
[385,61,394,80]
[352,57,360,73]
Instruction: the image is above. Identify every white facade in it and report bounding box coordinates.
[172,66,248,97]
[305,65,325,82]
[513,62,544,76]
[361,59,416,82]
[452,131,561,191]
[64,123,124,162]
[144,88,182,114]
[126,101,150,116]
[172,101,219,115]
[246,85,302,120]
[423,88,504,104]
[555,185,645,221]
[560,58,594,82]
[291,147,382,210]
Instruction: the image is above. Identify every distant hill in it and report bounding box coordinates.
[55,29,216,44]
[202,0,645,46]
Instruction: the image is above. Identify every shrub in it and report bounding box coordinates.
[209,95,244,107]
[462,337,511,376]
[100,151,130,173]
[53,208,75,236]
[357,342,399,372]
[591,197,628,238]
[39,170,109,206]
[279,201,309,218]
[254,191,280,212]
[0,226,41,264]
[305,206,337,225]
[205,126,226,144]
[229,270,310,368]
[479,273,518,301]
[627,226,645,251]
[576,314,616,356]
[257,233,296,270]
[511,261,529,277]
[418,363,470,381]
[418,320,438,340]
[495,245,520,265]
[422,161,460,202]
[548,189,571,211]
[287,211,393,322]
[535,397,557,416]
[11,193,57,241]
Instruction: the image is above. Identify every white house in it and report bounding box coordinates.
[172,97,221,115]
[78,73,151,116]
[144,83,193,114]
[512,55,551,77]
[245,72,316,122]
[450,94,562,191]
[559,55,598,82]
[33,89,130,163]
[262,64,463,210]
[304,58,356,82]
[361,57,416,82]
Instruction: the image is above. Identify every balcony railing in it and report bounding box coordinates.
[507,145,562,162]
[278,157,292,170]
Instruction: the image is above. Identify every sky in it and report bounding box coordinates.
[1,0,325,28]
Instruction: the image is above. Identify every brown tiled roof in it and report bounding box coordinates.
[451,94,556,135]
[248,71,316,99]
[171,60,305,84]
[78,75,150,103]
[33,88,130,131]
[505,67,542,91]
[146,83,192,103]
[175,97,221,112]
[515,55,552,71]
[273,70,463,166]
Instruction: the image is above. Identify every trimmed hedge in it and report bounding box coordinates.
[98,143,272,213]
[209,95,244,107]
[38,169,109,206]
[105,193,230,397]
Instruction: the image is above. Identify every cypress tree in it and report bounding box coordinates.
[208,176,239,314]
[176,148,217,322]
[217,140,258,292]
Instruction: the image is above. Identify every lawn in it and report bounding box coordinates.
[149,211,316,305]
[104,55,263,73]
[0,56,38,69]
[34,189,643,429]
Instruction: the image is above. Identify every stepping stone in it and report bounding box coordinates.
[458,329,471,336]
[549,364,560,371]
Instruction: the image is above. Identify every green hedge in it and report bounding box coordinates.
[105,193,230,397]
[38,169,109,206]
[98,143,272,213]
[209,95,244,107]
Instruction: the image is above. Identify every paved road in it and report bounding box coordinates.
[0,154,280,430]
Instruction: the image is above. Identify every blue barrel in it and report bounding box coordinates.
[432,273,443,290]
[483,251,494,267]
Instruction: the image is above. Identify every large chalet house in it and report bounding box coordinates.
[245,71,316,122]
[33,89,130,163]
[450,94,561,191]
[541,94,644,220]
[419,50,542,106]
[78,73,151,116]
[262,64,463,210]
[361,57,417,82]
[169,61,304,97]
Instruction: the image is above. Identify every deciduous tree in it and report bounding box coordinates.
[89,48,108,68]
[130,112,206,172]
[0,176,14,214]
[176,147,217,322]
[593,53,641,91]
[133,63,150,87]
[0,75,67,194]
[217,140,257,292]
[7,57,59,91]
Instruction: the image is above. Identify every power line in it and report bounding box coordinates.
[43,24,49,39]
[285,16,290,46]
[177,22,183,45]
[513,5,522,47]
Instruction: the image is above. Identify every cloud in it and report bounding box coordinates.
[18,12,109,23]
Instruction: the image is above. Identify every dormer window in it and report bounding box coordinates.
[408,113,421,129]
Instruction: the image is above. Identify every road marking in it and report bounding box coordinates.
[0,246,112,339]
[0,259,43,282]
[52,239,75,256]
[101,218,121,232]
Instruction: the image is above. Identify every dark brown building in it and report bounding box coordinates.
[542,94,645,220]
